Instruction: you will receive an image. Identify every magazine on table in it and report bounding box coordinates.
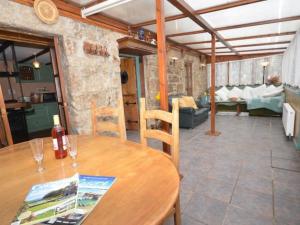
[11,174,116,225]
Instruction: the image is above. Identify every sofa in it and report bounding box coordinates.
[214,84,284,116]
[168,95,209,129]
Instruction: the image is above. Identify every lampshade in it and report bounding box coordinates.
[32,55,40,69]
[261,61,269,67]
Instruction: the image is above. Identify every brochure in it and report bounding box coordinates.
[11,174,116,225]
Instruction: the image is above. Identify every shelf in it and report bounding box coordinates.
[118,37,157,56]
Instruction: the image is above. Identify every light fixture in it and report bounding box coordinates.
[32,55,40,69]
[170,56,178,65]
[200,63,206,69]
[81,0,134,18]
[261,61,269,67]
[261,61,269,84]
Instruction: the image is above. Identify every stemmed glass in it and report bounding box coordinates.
[30,138,45,173]
[67,135,78,168]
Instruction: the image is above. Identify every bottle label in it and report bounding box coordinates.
[52,136,67,151]
[53,138,58,150]
[62,135,67,150]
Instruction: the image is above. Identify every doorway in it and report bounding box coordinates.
[0,30,70,146]
[120,55,143,131]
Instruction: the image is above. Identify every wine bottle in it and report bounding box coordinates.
[52,115,67,159]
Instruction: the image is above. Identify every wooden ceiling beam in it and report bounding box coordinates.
[197,41,291,50]
[13,0,129,34]
[182,31,296,45]
[18,47,50,63]
[167,0,239,55]
[213,47,287,54]
[13,0,203,56]
[167,15,300,38]
[132,0,265,28]
[209,52,285,63]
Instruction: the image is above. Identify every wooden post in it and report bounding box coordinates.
[156,0,170,154]
[206,33,220,136]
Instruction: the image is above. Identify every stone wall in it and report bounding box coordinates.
[0,0,124,134]
[143,49,207,109]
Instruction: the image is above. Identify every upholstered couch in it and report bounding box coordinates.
[168,95,209,129]
[214,84,284,116]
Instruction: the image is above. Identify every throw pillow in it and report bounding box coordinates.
[262,87,283,97]
[242,86,254,100]
[228,87,243,99]
[215,86,229,101]
[252,84,267,98]
[179,96,198,109]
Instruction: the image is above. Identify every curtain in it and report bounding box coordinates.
[282,27,300,87]
[216,62,228,86]
[229,61,240,86]
[207,54,283,87]
[240,60,253,85]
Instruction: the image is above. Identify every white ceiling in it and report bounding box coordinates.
[0,45,50,64]
[73,0,300,55]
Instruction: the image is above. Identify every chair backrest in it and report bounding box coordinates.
[139,98,179,169]
[91,98,127,141]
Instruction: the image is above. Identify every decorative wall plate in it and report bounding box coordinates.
[34,0,59,25]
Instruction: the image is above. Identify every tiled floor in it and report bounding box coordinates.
[127,115,300,225]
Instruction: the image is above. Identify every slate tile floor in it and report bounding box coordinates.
[127,116,300,225]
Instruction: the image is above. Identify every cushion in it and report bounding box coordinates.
[179,96,198,109]
[215,86,229,101]
[228,87,243,99]
[252,84,267,98]
[262,86,283,97]
[242,86,254,100]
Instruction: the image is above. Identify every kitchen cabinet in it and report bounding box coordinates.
[26,102,59,133]
[17,63,54,83]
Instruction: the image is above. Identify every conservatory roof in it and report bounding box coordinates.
[53,0,300,56]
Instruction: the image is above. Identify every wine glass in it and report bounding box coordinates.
[30,138,45,173]
[67,135,78,168]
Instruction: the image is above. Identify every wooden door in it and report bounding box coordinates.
[0,86,13,146]
[185,62,193,96]
[120,58,139,130]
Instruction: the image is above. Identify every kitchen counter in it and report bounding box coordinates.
[5,102,30,109]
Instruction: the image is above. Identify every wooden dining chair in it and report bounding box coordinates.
[139,98,181,225]
[91,98,127,141]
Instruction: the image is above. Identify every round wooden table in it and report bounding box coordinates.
[0,135,180,225]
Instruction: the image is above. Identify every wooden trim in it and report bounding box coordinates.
[13,0,202,56]
[118,37,157,55]
[0,86,13,145]
[196,41,291,50]
[54,36,71,133]
[167,16,300,38]
[13,0,129,34]
[132,0,265,28]
[234,47,287,53]
[167,0,238,55]
[208,52,284,63]
[183,32,296,45]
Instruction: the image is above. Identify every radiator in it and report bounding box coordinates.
[282,103,295,137]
